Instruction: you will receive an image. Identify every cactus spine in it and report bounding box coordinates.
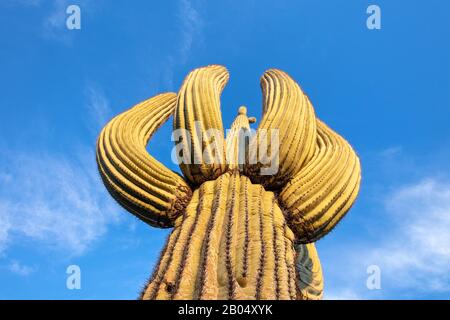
[96,65,361,300]
[96,93,192,227]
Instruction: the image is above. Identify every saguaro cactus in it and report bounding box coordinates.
[96,65,361,300]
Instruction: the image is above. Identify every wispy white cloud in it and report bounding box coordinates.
[0,209,11,254]
[0,172,12,184]
[12,0,88,44]
[1,0,43,7]
[155,0,203,90]
[371,179,450,291]
[0,149,121,256]
[325,289,362,300]
[378,146,403,159]
[42,0,75,44]
[7,260,35,276]
[177,0,203,63]
[85,84,112,133]
[134,0,204,93]
[324,176,450,299]
[0,72,123,261]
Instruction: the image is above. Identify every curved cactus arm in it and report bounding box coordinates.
[174,65,229,185]
[279,120,361,243]
[295,243,324,300]
[96,93,192,228]
[245,69,317,189]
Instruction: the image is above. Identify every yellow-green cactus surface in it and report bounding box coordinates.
[96,65,361,300]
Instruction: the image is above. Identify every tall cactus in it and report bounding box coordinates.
[96,65,361,300]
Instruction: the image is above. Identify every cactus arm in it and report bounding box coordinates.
[245,69,317,189]
[295,243,324,300]
[174,65,229,185]
[279,119,361,243]
[96,93,192,228]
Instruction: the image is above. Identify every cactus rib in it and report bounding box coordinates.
[245,69,317,189]
[279,119,361,243]
[96,93,192,228]
[174,65,229,185]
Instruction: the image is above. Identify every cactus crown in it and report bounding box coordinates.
[96,65,361,300]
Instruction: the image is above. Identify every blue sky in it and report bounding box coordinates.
[1,0,450,299]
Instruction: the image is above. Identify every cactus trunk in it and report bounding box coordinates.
[141,172,299,300]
